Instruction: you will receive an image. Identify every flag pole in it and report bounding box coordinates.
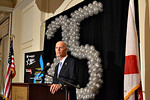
[9,12,15,43]
[10,11,13,100]
[7,11,15,100]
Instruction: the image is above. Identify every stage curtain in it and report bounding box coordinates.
[44,0,130,99]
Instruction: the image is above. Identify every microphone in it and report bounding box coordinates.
[58,74,78,83]
[47,74,80,89]
[38,62,50,77]
[58,75,80,89]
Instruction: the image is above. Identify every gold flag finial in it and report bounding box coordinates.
[10,34,15,41]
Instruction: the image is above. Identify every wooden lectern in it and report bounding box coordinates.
[12,83,70,100]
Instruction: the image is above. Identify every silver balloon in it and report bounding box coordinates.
[45,1,103,99]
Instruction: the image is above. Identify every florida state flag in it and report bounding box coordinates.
[124,0,143,100]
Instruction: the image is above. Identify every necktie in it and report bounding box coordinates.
[57,62,62,78]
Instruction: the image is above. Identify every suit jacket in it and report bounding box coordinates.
[53,56,78,100]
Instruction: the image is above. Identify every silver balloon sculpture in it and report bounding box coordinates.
[45,1,103,100]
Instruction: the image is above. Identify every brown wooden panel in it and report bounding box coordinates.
[12,83,67,100]
[12,86,27,100]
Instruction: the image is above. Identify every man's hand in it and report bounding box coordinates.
[50,84,61,94]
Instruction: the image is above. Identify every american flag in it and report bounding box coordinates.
[4,41,16,100]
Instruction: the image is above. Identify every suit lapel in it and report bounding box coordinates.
[55,63,59,77]
[59,57,69,75]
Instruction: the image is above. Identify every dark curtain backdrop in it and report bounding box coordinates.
[44,0,130,100]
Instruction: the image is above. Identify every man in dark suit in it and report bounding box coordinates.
[50,41,78,100]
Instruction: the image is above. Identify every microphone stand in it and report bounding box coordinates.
[42,71,80,100]
[38,62,50,77]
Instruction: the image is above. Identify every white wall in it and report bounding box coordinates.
[13,1,42,82]
[139,0,150,100]
[0,19,9,95]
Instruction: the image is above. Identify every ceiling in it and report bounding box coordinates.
[0,11,10,25]
[0,0,17,25]
[0,0,64,24]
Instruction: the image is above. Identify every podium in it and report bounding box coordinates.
[12,83,70,100]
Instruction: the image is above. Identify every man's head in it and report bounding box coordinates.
[55,41,67,59]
